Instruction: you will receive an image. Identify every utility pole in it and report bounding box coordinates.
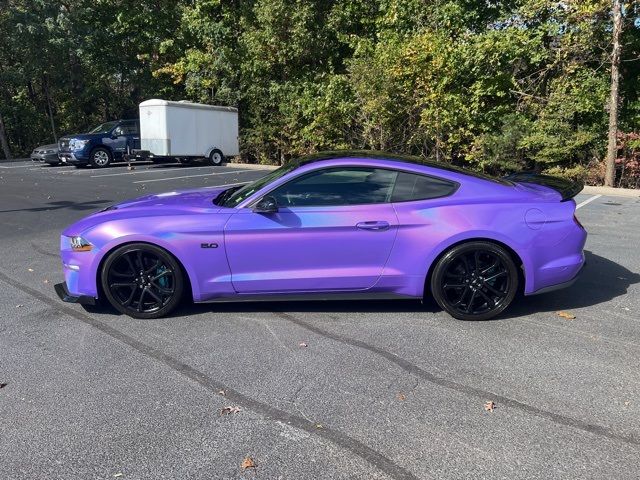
[605,0,623,187]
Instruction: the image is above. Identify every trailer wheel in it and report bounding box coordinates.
[209,149,225,166]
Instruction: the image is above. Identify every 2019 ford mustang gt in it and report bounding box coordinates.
[54,151,586,320]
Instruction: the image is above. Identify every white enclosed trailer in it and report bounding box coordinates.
[135,99,239,165]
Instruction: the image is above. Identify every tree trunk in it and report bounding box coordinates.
[605,0,623,187]
[0,110,12,160]
[43,75,58,143]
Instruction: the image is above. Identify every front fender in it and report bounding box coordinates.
[90,234,204,301]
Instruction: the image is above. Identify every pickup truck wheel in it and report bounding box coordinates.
[209,149,224,166]
[90,147,112,168]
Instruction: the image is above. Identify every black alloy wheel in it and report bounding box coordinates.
[101,243,184,319]
[430,241,518,321]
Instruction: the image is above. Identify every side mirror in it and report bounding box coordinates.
[253,196,278,214]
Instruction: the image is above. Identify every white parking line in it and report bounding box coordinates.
[203,181,251,189]
[90,165,219,178]
[132,170,256,184]
[0,163,34,169]
[576,194,602,209]
[29,166,74,171]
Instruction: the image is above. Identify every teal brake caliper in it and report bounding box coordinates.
[156,266,168,288]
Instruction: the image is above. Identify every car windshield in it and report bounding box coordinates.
[217,163,298,208]
[88,121,118,134]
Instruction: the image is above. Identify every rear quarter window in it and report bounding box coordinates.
[391,171,458,202]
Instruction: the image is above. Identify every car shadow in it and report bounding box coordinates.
[90,250,638,319]
[0,199,113,214]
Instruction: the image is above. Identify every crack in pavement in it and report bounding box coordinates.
[273,311,640,448]
[0,269,420,480]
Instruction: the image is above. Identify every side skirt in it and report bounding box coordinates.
[197,291,419,304]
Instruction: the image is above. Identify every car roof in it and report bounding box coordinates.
[287,150,509,185]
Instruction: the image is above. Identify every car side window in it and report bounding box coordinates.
[391,171,458,202]
[119,122,139,135]
[270,167,398,207]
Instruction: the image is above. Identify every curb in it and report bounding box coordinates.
[581,185,639,198]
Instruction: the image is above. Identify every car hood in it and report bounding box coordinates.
[60,133,98,141]
[62,187,230,236]
[36,143,58,150]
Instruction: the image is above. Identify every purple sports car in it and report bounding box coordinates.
[55,151,586,320]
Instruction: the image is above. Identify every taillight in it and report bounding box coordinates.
[573,213,584,229]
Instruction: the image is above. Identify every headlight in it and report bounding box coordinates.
[70,236,93,252]
[70,139,90,150]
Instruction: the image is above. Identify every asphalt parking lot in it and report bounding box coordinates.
[1,160,639,479]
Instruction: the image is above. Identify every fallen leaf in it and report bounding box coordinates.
[299,342,308,348]
[624,401,631,407]
[0,383,7,389]
[220,406,241,415]
[43,279,49,284]
[241,457,256,470]
[556,310,576,320]
[484,401,496,412]
[15,304,24,308]
[114,474,123,478]
[28,268,34,272]
[315,423,324,429]
[397,393,406,401]
[217,389,226,396]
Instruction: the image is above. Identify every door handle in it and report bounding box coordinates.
[356,221,390,231]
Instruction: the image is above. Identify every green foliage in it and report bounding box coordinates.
[1,0,639,185]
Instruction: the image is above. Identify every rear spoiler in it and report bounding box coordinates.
[503,172,583,201]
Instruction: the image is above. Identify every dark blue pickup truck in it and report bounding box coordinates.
[58,119,140,168]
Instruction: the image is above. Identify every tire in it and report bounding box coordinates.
[208,149,224,166]
[100,243,185,319]
[429,241,519,321]
[89,147,112,168]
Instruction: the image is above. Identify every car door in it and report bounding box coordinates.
[109,121,139,158]
[224,167,400,293]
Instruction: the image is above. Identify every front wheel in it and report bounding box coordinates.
[101,243,185,319]
[208,149,224,166]
[429,241,519,321]
[90,147,112,168]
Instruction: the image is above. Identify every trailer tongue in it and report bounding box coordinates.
[504,172,583,201]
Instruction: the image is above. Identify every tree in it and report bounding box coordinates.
[605,0,624,187]
[0,110,11,160]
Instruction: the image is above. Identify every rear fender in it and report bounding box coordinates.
[425,231,532,294]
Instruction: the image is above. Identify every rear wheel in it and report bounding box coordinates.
[90,147,112,168]
[429,241,518,321]
[209,149,224,166]
[100,243,184,319]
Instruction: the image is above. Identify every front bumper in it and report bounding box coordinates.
[58,152,89,164]
[54,282,96,305]
[31,153,59,164]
